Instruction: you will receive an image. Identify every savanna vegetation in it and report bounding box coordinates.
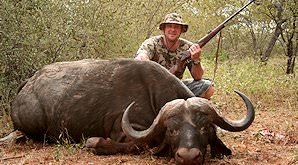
[1,0,297,164]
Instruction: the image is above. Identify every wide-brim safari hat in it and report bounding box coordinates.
[159,13,188,33]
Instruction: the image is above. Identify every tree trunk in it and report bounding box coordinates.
[286,31,297,74]
[261,26,283,62]
[286,57,296,74]
[261,1,285,62]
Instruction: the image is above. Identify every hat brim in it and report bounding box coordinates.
[159,22,188,33]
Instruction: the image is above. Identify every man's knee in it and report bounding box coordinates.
[200,85,215,100]
[182,78,214,98]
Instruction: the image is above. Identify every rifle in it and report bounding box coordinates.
[181,0,256,61]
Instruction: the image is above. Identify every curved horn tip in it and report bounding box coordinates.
[122,100,165,141]
[127,101,135,108]
[234,90,249,98]
[122,101,136,126]
[233,90,254,108]
[214,89,255,132]
[234,90,244,95]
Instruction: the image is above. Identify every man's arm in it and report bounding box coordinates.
[135,53,150,61]
[134,38,154,61]
[188,44,204,80]
[190,61,204,80]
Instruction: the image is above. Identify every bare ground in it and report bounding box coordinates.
[1,97,297,165]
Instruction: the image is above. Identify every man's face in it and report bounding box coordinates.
[164,23,182,42]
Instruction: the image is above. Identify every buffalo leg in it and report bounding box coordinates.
[85,137,142,155]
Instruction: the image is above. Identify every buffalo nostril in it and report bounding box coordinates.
[175,148,203,165]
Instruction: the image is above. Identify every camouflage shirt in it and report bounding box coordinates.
[135,35,193,78]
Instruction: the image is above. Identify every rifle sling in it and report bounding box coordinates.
[212,31,222,84]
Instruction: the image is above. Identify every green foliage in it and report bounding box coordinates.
[56,139,85,155]
[184,56,297,96]
[0,0,190,107]
[201,48,231,61]
[182,57,297,118]
[201,57,297,112]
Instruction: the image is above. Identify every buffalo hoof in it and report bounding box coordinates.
[86,137,141,155]
[86,137,118,155]
[0,130,25,144]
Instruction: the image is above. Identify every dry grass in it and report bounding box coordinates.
[1,57,297,164]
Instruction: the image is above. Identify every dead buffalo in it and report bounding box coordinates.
[10,58,254,165]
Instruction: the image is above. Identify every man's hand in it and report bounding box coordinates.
[180,44,201,61]
[189,44,201,61]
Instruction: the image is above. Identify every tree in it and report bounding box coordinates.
[280,0,297,74]
[258,0,296,74]
[261,0,286,62]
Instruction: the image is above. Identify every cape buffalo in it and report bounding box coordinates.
[10,58,254,165]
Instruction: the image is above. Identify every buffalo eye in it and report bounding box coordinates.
[165,120,180,137]
[199,127,207,135]
[197,126,209,146]
[169,128,179,136]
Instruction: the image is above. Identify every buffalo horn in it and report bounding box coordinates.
[212,90,255,132]
[121,102,165,142]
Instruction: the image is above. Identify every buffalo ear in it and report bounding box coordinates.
[152,139,171,157]
[209,134,231,158]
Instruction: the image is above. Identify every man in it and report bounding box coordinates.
[135,13,214,99]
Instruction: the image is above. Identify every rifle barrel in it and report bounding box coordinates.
[222,0,255,25]
[181,0,255,61]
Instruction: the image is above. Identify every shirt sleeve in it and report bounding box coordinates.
[135,38,156,60]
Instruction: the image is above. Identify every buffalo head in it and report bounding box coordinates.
[122,90,254,165]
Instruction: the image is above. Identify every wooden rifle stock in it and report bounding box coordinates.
[181,0,255,61]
